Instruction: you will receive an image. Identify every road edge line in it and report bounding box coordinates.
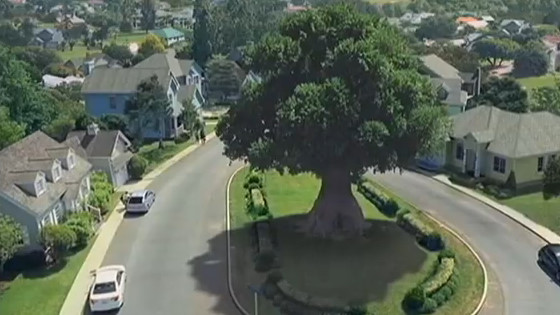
[374,180,488,315]
[226,165,252,315]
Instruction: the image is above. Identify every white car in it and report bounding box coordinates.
[89,265,126,312]
[126,190,156,213]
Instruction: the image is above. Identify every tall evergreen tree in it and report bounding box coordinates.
[192,0,212,66]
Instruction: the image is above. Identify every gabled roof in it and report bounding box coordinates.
[65,130,127,157]
[0,132,91,215]
[452,106,560,158]
[420,54,461,80]
[151,27,184,39]
[134,51,185,78]
[81,68,171,93]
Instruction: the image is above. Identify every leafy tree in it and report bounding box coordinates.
[128,155,148,179]
[88,171,114,215]
[43,115,75,141]
[192,0,212,65]
[181,98,200,136]
[54,82,83,102]
[419,43,480,72]
[473,38,520,67]
[207,58,243,100]
[544,9,560,27]
[0,106,25,150]
[0,214,24,270]
[473,77,529,113]
[216,5,449,237]
[138,34,165,57]
[120,0,136,31]
[513,46,549,78]
[531,80,560,114]
[102,42,133,65]
[175,43,193,59]
[415,16,457,40]
[0,0,12,18]
[544,157,560,198]
[125,75,171,148]
[100,113,130,138]
[141,0,156,33]
[41,224,76,261]
[43,63,75,77]
[12,46,62,76]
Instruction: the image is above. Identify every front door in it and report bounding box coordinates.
[465,149,476,175]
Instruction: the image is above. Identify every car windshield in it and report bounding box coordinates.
[93,282,116,294]
[128,196,144,204]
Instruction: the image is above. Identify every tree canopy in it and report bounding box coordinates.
[513,45,550,78]
[216,5,448,237]
[414,16,457,40]
[472,38,520,67]
[0,214,24,269]
[473,77,529,113]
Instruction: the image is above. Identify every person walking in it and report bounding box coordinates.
[200,127,206,144]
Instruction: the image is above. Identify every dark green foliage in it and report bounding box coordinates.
[88,171,114,215]
[415,16,457,40]
[473,77,529,113]
[357,180,399,217]
[0,214,24,268]
[397,212,444,251]
[246,188,269,218]
[243,171,264,189]
[100,114,129,135]
[102,43,133,66]
[254,250,276,272]
[41,225,77,253]
[404,287,426,310]
[473,38,520,67]
[438,249,456,260]
[513,47,550,78]
[418,43,480,72]
[544,158,560,198]
[64,212,95,248]
[128,155,148,180]
[206,59,243,100]
[192,0,212,65]
[267,270,284,284]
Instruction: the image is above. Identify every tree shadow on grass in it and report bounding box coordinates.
[187,214,428,314]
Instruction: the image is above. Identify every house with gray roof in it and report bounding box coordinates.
[420,54,481,115]
[65,123,134,187]
[445,106,560,188]
[81,50,204,139]
[29,28,65,49]
[0,132,92,247]
[499,19,532,35]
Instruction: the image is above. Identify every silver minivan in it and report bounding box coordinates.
[126,190,156,213]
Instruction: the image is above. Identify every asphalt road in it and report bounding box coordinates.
[371,170,560,315]
[99,138,242,315]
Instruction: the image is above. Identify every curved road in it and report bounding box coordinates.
[93,136,560,315]
[372,170,560,315]
[100,138,242,315]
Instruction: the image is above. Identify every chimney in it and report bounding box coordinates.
[475,67,482,96]
[84,59,95,76]
[87,122,99,136]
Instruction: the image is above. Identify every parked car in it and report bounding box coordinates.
[538,244,560,280]
[126,190,156,213]
[89,265,127,312]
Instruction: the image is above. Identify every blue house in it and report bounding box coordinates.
[81,50,205,139]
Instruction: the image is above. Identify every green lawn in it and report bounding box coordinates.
[57,31,148,60]
[517,74,558,90]
[230,169,438,314]
[495,192,560,235]
[0,241,94,315]
[138,124,216,174]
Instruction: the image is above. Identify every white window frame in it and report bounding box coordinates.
[52,164,61,182]
[537,156,544,173]
[493,156,506,174]
[68,153,75,169]
[36,177,46,195]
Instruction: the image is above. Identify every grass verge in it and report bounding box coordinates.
[0,241,95,315]
[230,168,483,314]
[517,74,558,90]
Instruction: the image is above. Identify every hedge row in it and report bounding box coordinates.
[396,209,444,251]
[404,251,457,313]
[244,170,270,219]
[357,180,399,217]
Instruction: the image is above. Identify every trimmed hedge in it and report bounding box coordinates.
[276,279,350,312]
[397,212,444,251]
[357,180,399,217]
[404,253,457,313]
[244,170,270,219]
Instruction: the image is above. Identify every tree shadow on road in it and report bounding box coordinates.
[187,215,428,314]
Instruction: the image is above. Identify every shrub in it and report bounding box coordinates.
[88,171,114,215]
[397,212,444,251]
[64,212,95,247]
[438,249,455,260]
[422,258,455,295]
[421,232,445,251]
[358,179,399,217]
[244,170,263,189]
[404,287,426,310]
[248,188,269,218]
[128,155,148,180]
[174,132,190,144]
[41,225,77,254]
[422,298,438,313]
[396,208,410,220]
[254,250,276,272]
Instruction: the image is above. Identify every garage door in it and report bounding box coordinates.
[114,165,129,187]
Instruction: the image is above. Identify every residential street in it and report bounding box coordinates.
[97,138,242,315]
[372,170,560,315]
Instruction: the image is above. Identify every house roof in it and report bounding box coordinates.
[464,20,488,29]
[456,16,479,23]
[452,106,560,158]
[178,84,196,103]
[134,51,185,78]
[81,68,171,93]
[33,28,64,44]
[480,15,495,22]
[42,74,84,88]
[151,27,184,39]
[0,132,92,215]
[421,54,461,79]
[65,130,124,157]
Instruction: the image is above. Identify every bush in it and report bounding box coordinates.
[254,250,276,272]
[397,212,444,251]
[174,132,190,144]
[422,298,438,313]
[64,212,95,247]
[248,188,269,218]
[404,287,426,310]
[243,170,263,189]
[128,155,148,180]
[422,258,455,295]
[88,171,114,215]
[358,179,399,217]
[438,249,455,260]
[41,225,77,254]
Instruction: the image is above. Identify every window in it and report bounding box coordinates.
[93,282,117,294]
[128,196,144,204]
[552,154,557,161]
[68,153,75,169]
[117,271,124,285]
[455,143,464,160]
[538,156,544,172]
[493,156,506,173]
[36,177,45,195]
[52,165,61,182]
[194,75,199,84]
[53,203,63,223]
[187,77,192,85]
[109,96,117,109]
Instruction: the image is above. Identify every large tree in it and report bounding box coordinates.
[0,214,24,271]
[140,0,156,33]
[531,80,560,114]
[0,106,25,150]
[414,16,457,40]
[473,77,529,113]
[473,38,520,67]
[513,45,550,78]
[192,0,212,66]
[419,43,480,72]
[125,75,171,148]
[216,5,448,237]
[206,58,243,100]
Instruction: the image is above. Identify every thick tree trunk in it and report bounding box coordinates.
[302,169,369,238]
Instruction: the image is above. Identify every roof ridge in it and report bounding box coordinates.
[511,112,523,157]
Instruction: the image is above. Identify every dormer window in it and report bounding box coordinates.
[52,163,61,182]
[67,152,75,169]
[35,174,46,196]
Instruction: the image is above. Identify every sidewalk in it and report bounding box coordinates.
[59,133,216,315]
[431,173,560,244]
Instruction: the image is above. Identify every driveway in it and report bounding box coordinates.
[372,170,560,315]
[96,138,242,315]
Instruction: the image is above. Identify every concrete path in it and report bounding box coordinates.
[371,170,560,315]
[59,134,222,315]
